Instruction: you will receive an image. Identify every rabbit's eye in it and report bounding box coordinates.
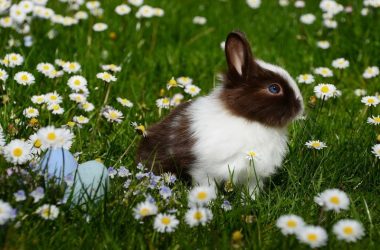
[268,84,281,94]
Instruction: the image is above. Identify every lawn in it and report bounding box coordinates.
[0,0,379,249]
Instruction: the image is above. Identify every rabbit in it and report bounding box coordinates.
[137,31,303,198]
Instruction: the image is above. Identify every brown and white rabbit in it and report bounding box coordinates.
[137,31,303,198]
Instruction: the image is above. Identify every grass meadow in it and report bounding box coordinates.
[0,0,379,249]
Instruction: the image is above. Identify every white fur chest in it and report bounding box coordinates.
[188,88,289,185]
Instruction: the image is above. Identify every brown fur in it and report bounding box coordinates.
[137,102,195,181]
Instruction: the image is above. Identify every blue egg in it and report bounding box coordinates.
[67,160,109,205]
[39,148,78,180]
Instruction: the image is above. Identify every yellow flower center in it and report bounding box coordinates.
[311,142,321,148]
[286,220,297,228]
[343,226,353,235]
[367,98,375,104]
[103,73,111,79]
[69,63,76,70]
[307,233,318,242]
[137,125,145,132]
[168,78,177,86]
[13,147,23,157]
[109,111,119,119]
[162,98,170,105]
[43,65,50,70]
[42,208,50,218]
[321,86,329,93]
[321,69,328,74]
[21,74,29,81]
[74,79,81,85]
[34,139,42,148]
[374,117,380,122]
[47,132,56,141]
[50,95,57,100]
[11,55,17,61]
[52,105,60,111]
[139,208,150,216]
[329,196,340,205]
[197,191,207,200]
[161,217,171,225]
[194,211,203,220]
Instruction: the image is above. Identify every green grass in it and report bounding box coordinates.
[1,0,380,249]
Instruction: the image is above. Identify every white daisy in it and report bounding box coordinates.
[300,13,316,24]
[28,133,45,155]
[45,91,62,104]
[317,41,330,49]
[193,16,207,25]
[136,5,154,18]
[367,115,380,125]
[63,61,81,73]
[0,16,13,28]
[156,97,171,109]
[117,97,133,108]
[305,140,327,150]
[10,5,27,23]
[324,19,337,29]
[102,107,123,123]
[48,103,64,115]
[73,115,89,124]
[372,144,380,159]
[69,93,87,104]
[93,22,108,32]
[115,4,131,15]
[79,102,95,112]
[361,96,379,107]
[14,71,35,86]
[0,68,9,81]
[246,0,261,9]
[297,74,314,84]
[276,214,305,235]
[153,213,179,233]
[170,93,184,107]
[67,75,87,91]
[354,89,367,96]
[101,64,122,72]
[185,207,213,227]
[128,0,143,7]
[177,76,193,86]
[153,8,164,17]
[189,186,216,206]
[36,62,55,75]
[37,126,74,149]
[294,1,305,8]
[184,84,201,97]
[133,201,158,220]
[333,219,365,242]
[314,83,337,99]
[3,139,32,165]
[314,188,350,212]
[1,53,24,68]
[35,204,59,220]
[363,66,379,79]
[74,11,88,20]
[296,225,328,248]
[31,95,45,104]
[332,58,349,69]
[96,72,117,82]
[246,149,259,160]
[314,67,333,77]
[23,107,39,118]
[19,1,34,13]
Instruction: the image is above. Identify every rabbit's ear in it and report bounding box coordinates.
[225,31,254,79]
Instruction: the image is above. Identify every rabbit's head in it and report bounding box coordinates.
[220,31,303,127]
